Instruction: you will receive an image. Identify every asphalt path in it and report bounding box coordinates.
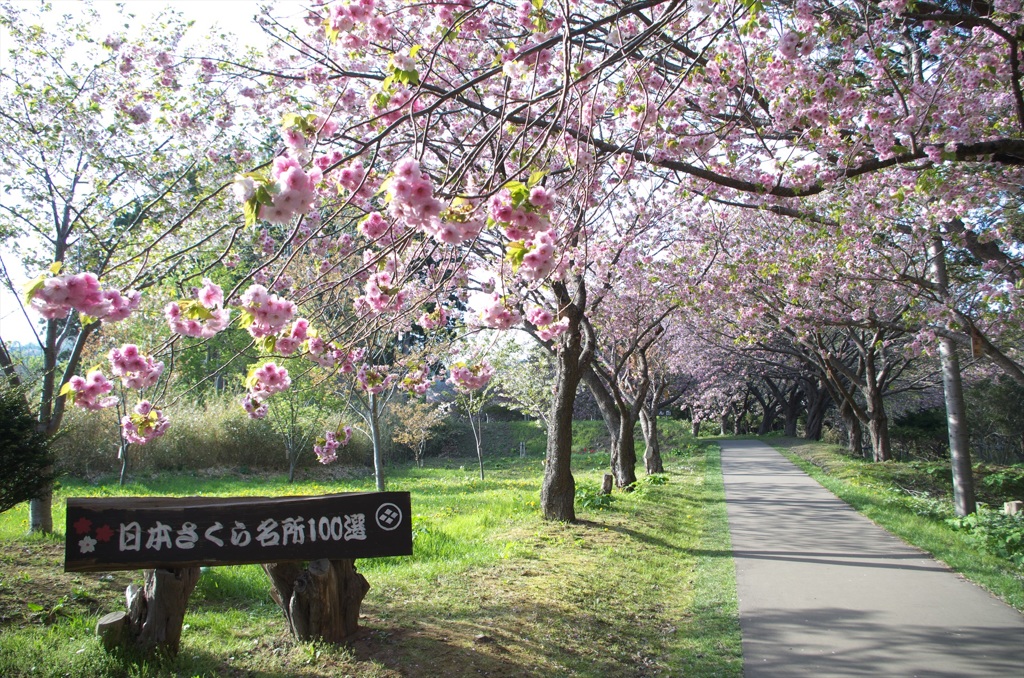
[721,439,1024,677]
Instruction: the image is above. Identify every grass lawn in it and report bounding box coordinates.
[0,428,741,677]
[769,437,1024,612]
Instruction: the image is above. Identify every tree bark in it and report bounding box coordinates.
[839,398,863,456]
[582,367,620,456]
[691,418,700,438]
[121,566,201,656]
[865,389,892,462]
[929,237,976,516]
[540,278,591,522]
[263,559,369,643]
[639,406,664,474]
[610,411,639,488]
[369,392,385,491]
[803,380,831,441]
[782,385,802,437]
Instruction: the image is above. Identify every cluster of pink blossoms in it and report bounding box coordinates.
[108,344,164,389]
[313,427,352,464]
[777,31,815,59]
[243,362,291,419]
[165,279,231,339]
[29,272,139,322]
[234,155,322,226]
[385,158,443,231]
[488,185,554,240]
[400,364,433,395]
[448,361,494,392]
[121,401,170,445]
[328,0,393,44]
[477,293,522,330]
[519,230,558,280]
[275,318,310,356]
[356,364,396,395]
[65,371,118,411]
[418,306,448,330]
[526,307,569,341]
[239,284,297,338]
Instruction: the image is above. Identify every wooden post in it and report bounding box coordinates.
[100,566,201,656]
[600,473,614,495]
[263,559,370,643]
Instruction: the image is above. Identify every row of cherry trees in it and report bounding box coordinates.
[4,0,1024,528]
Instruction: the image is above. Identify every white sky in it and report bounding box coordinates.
[0,1,309,346]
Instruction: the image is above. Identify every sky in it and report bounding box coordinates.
[0,1,307,346]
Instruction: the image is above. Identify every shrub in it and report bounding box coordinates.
[575,483,613,510]
[947,507,1024,568]
[0,383,54,513]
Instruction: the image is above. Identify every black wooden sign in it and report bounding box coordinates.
[64,492,412,573]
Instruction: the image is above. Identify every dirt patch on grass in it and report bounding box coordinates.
[0,538,138,629]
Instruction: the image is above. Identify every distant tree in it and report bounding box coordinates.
[391,398,447,467]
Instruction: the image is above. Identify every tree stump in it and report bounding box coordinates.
[600,473,614,495]
[263,559,369,643]
[102,566,201,656]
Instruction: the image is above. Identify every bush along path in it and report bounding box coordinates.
[722,439,1024,678]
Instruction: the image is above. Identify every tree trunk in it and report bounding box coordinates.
[803,383,831,441]
[865,390,891,462]
[929,237,976,516]
[937,337,976,516]
[839,398,863,456]
[542,344,581,522]
[610,411,638,489]
[469,409,484,480]
[639,407,664,474]
[541,278,591,522]
[719,411,729,436]
[756,401,778,435]
[263,559,369,643]
[120,566,201,656]
[582,367,620,456]
[28,488,53,534]
[781,385,802,437]
[691,418,700,438]
[369,392,385,491]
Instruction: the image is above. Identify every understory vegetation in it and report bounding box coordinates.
[0,422,742,677]
[771,438,1024,610]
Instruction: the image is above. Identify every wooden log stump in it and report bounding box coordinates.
[263,559,369,643]
[99,566,201,656]
[600,473,614,495]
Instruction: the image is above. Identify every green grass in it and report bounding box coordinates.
[0,423,741,677]
[770,437,1024,612]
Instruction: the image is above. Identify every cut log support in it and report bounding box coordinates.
[601,473,614,495]
[263,559,369,643]
[103,566,202,656]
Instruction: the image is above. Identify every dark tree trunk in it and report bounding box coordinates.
[639,407,664,474]
[803,382,831,441]
[839,398,863,456]
[691,418,700,438]
[757,401,778,435]
[541,278,591,522]
[263,559,369,643]
[110,567,201,656]
[611,412,638,488]
[782,385,802,437]
[582,367,620,456]
[865,390,891,462]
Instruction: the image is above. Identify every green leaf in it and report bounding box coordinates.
[505,240,527,271]
[237,309,254,330]
[409,44,422,58]
[254,185,275,206]
[527,170,547,188]
[244,199,260,228]
[48,261,62,275]
[256,335,277,355]
[79,313,98,326]
[177,299,214,320]
[22,275,46,305]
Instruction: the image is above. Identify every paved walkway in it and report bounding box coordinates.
[721,439,1024,677]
